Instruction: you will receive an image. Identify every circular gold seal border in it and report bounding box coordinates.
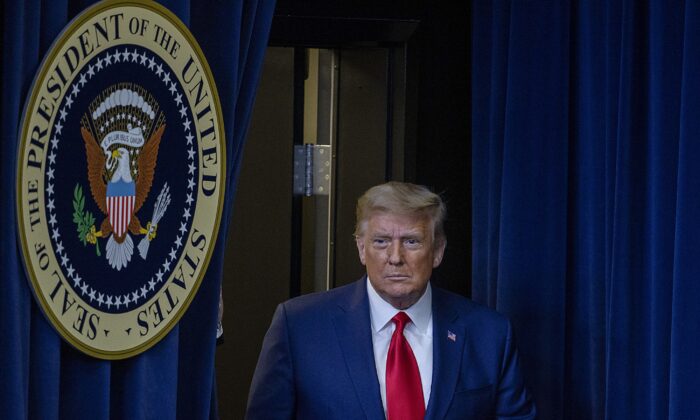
[15,0,226,360]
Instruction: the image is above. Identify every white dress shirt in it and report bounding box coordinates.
[367,278,433,414]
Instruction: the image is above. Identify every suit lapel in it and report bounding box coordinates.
[425,289,465,420]
[333,279,385,420]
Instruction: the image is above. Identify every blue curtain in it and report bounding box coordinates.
[0,0,274,418]
[472,1,700,419]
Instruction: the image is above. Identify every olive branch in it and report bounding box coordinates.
[72,184,100,256]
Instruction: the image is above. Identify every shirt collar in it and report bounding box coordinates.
[367,277,432,334]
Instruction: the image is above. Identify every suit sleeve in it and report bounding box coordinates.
[246,304,296,420]
[496,321,537,419]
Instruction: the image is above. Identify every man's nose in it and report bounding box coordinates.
[387,241,403,265]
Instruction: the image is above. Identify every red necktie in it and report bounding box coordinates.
[386,312,425,420]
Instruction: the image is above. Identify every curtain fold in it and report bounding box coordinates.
[472,1,700,419]
[0,0,275,418]
[669,2,700,416]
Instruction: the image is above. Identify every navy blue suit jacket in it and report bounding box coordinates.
[246,279,536,419]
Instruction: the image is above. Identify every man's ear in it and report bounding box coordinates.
[355,235,366,266]
[433,239,446,268]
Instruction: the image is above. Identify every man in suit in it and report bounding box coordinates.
[246,182,535,419]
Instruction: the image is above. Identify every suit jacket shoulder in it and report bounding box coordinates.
[428,286,536,419]
[432,286,512,339]
[280,280,362,317]
[247,279,384,420]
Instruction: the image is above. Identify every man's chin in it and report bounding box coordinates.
[382,288,420,309]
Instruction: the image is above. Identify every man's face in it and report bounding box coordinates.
[356,212,445,309]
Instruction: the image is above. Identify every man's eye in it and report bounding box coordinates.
[372,238,389,248]
[404,239,421,248]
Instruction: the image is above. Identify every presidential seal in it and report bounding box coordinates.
[16,0,225,359]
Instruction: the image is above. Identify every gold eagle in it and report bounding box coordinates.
[81,124,166,244]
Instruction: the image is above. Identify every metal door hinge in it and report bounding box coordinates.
[293,144,332,196]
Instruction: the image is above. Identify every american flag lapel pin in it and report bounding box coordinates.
[447,330,456,342]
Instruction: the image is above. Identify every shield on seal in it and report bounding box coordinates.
[106,180,136,238]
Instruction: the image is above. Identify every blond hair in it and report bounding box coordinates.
[354,181,446,247]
